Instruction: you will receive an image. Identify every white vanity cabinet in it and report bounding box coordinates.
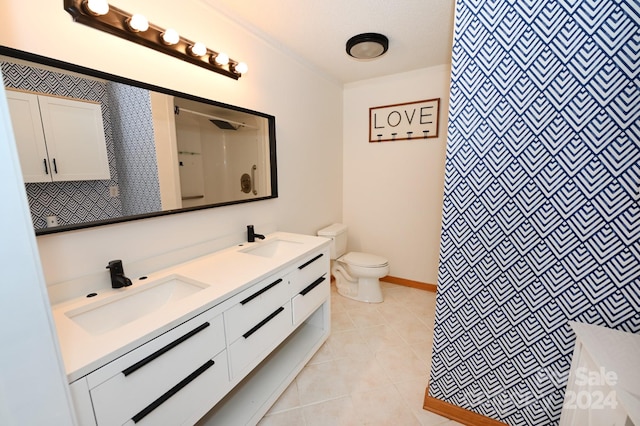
[225,271,293,379]
[6,89,110,183]
[81,309,228,426]
[224,272,291,344]
[63,238,331,426]
[200,246,330,425]
[290,251,330,325]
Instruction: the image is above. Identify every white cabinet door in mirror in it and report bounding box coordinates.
[6,90,49,182]
[7,89,110,182]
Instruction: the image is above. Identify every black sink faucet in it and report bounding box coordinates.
[106,259,133,289]
[247,225,265,243]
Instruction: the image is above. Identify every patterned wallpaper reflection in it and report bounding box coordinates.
[106,82,161,216]
[1,61,122,229]
[3,61,163,229]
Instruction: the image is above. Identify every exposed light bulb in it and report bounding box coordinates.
[190,42,207,57]
[214,52,229,66]
[85,0,109,16]
[161,28,180,45]
[127,14,149,32]
[234,62,248,74]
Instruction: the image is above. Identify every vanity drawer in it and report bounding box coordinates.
[291,248,329,295]
[224,273,290,343]
[122,350,229,426]
[292,274,329,325]
[228,301,292,379]
[89,311,227,426]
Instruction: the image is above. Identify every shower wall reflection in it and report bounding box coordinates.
[174,98,270,209]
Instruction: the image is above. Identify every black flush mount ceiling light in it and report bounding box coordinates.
[346,33,389,60]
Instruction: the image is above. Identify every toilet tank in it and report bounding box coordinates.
[317,223,348,259]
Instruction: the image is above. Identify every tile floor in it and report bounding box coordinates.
[258,281,463,426]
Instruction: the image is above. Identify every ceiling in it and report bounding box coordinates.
[202,0,456,84]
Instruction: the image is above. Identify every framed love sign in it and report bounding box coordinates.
[369,98,440,143]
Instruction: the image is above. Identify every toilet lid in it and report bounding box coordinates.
[341,252,388,267]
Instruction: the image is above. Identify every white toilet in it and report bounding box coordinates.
[317,223,389,303]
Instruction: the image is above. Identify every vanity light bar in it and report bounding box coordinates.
[63,0,247,80]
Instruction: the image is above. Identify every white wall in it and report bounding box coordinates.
[0,78,75,424]
[0,0,343,287]
[343,66,450,284]
[0,1,343,420]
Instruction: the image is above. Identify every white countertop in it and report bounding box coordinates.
[51,232,330,382]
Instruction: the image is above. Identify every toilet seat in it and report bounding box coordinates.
[340,252,388,268]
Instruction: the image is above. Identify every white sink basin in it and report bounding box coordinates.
[65,275,208,335]
[240,238,303,258]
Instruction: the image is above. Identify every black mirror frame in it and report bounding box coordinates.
[0,46,278,236]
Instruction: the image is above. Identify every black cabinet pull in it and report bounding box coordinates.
[131,359,215,423]
[240,278,282,305]
[300,275,326,296]
[298,253,323,270]
[43,159,48,175]
[122,322,210,377]
[52,158,58,174]
[242,306,285,339]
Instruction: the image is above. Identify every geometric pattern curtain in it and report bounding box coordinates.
[429,1,639,424]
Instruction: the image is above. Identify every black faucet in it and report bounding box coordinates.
[247,225,265,243]
[106,259,133,289]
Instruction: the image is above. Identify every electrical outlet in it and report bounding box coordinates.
[46,215,59,227]
[109,185,119,197]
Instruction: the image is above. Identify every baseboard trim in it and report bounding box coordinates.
[423,386,507,426]
[382,275,437,292]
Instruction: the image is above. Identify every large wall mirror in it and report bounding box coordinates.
[0,47,278,235]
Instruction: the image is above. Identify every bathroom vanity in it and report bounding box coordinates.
[51,232,330,425]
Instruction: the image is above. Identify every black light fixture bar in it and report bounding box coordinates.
[63,0,243,80]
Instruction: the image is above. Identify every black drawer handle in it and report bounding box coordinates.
[131,359,215,423]
[242,306,285,339]
[298,253,323,270]
[300,275,326,296]
[122,322,210,377]
[240,278,283,305]
[43,158,48,175]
